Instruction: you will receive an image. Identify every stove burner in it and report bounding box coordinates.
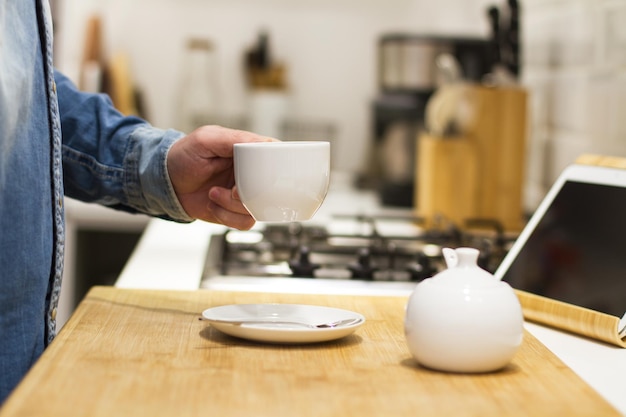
[348,247,378,280]
[288,246,320,278]
[203,214,517,283]
[408,252,438,281]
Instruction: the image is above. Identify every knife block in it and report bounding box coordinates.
[415,85,528,231]
[416,135,479,228]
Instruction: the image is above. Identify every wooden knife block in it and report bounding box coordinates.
[415,85,528,231]
[416,135,479,227]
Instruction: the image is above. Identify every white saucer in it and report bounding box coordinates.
[202,303,365,344]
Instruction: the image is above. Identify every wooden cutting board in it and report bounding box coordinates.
[0,286,619,417]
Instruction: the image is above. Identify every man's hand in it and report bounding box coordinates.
[167,125,276,230]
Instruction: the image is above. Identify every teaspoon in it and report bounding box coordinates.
[203,317,362,329]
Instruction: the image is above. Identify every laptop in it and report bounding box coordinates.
[494,162,626,343]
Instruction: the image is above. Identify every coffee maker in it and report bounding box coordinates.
[368,34,494,207]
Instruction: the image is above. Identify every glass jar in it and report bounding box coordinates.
[176,38,219,133]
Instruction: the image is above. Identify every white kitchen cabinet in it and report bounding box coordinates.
[59,198,149,328]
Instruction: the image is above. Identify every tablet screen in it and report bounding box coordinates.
[499,180,626,317]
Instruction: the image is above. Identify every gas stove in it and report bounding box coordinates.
[200,213,517,292]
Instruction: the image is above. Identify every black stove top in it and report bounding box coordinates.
[202,215,518,283]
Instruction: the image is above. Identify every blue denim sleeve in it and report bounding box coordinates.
[55,70,192,222]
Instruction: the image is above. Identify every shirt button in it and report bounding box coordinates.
[58,197,63,209]
[51,308,57,321]
[52,81,57,94]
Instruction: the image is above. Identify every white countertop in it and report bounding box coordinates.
[116,185,626,415]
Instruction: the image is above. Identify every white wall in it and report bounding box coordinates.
[55,0,626,212]
[55,0,493,174]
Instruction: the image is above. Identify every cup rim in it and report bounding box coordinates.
[234,141,329,148]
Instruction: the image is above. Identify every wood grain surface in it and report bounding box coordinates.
[416,134,479,227]
[466,85,527,232]
[516,290,626,348]
[0,286,619,417]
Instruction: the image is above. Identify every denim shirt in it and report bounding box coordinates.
[0,0,189,403]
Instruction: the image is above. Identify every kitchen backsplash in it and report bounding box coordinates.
[522,0,626,209]
[54,0,626,212]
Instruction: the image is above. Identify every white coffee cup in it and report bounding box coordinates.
[234,141,330,222]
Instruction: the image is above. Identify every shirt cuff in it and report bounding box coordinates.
[124,126,194,223]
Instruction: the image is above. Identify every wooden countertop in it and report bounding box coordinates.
[1,286,620,417]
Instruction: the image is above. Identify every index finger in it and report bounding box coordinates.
[192,125,278,158]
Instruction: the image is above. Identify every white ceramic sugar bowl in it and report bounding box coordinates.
[404,247,524,373]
